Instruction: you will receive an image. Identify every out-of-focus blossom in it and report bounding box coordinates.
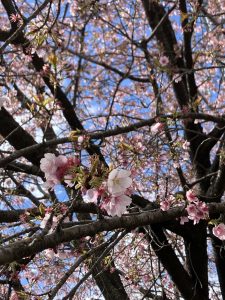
[0,96,9,108]
[182,140,190,150]
[10,292,19,300]
[42,64,51,74]
[40,213,58,229]
[212,223,225,240]
[10,13,23,25]
[40,153,79,189]
[160,195,175,211]
[160,199,171,211]
[78,136,84,144]
[44,249,56,259]
[159,56,169,66]
[83,188,99,204]
[101,194,132,217]
[180,216,189,225]
[151,122,164,134]
[172,74,182,83]
[40,213,51,229]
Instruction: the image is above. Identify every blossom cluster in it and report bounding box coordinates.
[186,190,208,224]
[83,168,133,217]
[40,153,133,217]
[160,190,225,240]
[160,190,209,225]
[40,153,80,189]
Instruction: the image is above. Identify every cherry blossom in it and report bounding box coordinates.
[44,249,56,259]
[0,0,224,298]
[179,216,189,225]
[186,190,198,202]
[78,135,84,144]
[182,140,190,150]
[186,201,208,224]
[9,13,22,25]
[40,213,58,230]
[160,195,176,211]
[212,223,225,240]
[83,188,99,204]
[107,168,132,195]
[0,96,9,107]
[101,194,132,217]
[40,154,79,189]
[159,56,169,66]
[40,153,66,176]
[160,199,171,211]
[151,122,164,134]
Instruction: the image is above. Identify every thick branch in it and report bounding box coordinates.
[0,202,225,265]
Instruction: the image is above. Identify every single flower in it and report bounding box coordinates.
[159,56,169,66]
[83,189,99,204]
[107,168,132,195]
[213,223,225,240]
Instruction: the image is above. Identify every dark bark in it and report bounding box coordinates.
[93,262,129,300]
[211,236,225,299]
[0,107,44,166]
[150,225,207,300]
[184,223,208,299]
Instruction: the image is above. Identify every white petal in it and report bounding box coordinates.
[108,168,119,180]
[116,169,131,179]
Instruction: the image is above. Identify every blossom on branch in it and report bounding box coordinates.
[83,188,99,204]
[151,122,164,134]
[186,201,208,225]
[159,56,169,66]
[186,190,198,202]
[40,153,79,189]
[212,223,225,240]
[101,194,132,217]
[107,168,132,195]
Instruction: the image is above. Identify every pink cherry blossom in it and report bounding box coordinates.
[55,250,73,259]
[212,223,225,240]
[101,194,132,217]
[151,122,164,134]
[10,13,22,24]
[40,154,79,189]
[83,189,99,204]
[9,292,19,300]
[159,56,169,66]
[40,153,66,176]
[160,199,171,211]
[180,216,189,225]
[172,74,182,83]
[160,195,175,211]
[186,190,198,202]
[107,168,132,195]
[186,201,208,224]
